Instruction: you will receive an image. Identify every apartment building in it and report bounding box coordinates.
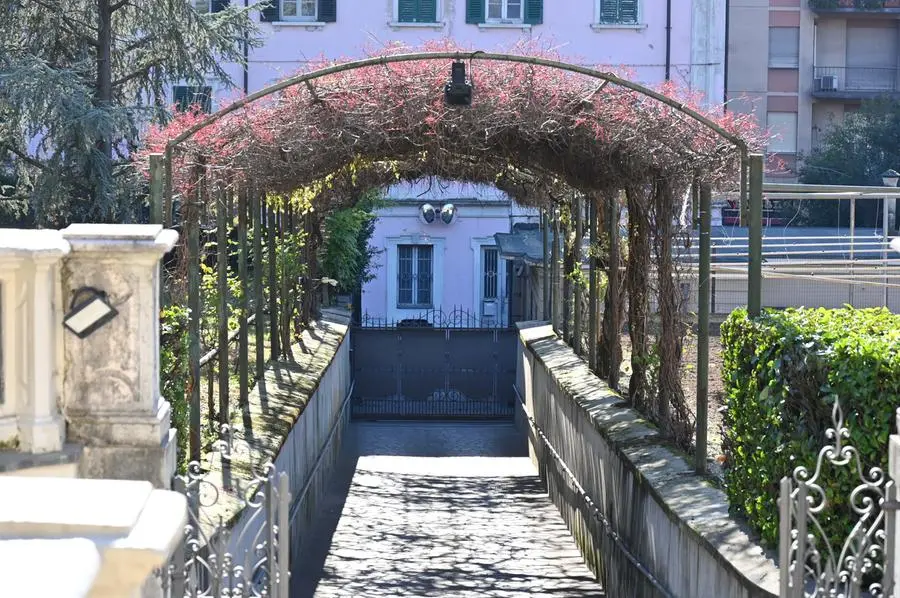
[728,0,900,181]
[181,0,726,323]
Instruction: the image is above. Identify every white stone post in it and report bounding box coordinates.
[0,230,70,453]
[59,224,178,488]
[890,408,900,592]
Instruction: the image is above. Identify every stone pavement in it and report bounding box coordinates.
[292,422,605,597]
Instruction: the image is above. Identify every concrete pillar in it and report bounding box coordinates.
[59,224,179,489]
[0,230,70,453]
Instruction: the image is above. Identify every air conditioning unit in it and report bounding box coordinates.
[820,75,838,92]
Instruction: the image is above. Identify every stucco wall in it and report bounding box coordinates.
[208,0,715,105]
[515,322,780,598]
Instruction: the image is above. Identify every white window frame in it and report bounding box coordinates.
[396,244,434,308]
[592,0,645,31]
[392,0,442,25]
[280,0,317,21]
[767,111,799,154]
[486,0,523,24]
[385,235,445,319]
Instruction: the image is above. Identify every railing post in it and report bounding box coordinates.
[149,153,164,225]
[254,190,265,381]
[888,407,900,592]
[779,476,792,598]
[217,184,229,429]
[588,198,598,371]
[748,153,764,317]
[573,196,584,355]
[695,183,711,474]
[542,209,550,321]
[551,209,560,335]
[268,203,280,360]
[238,187,249,417]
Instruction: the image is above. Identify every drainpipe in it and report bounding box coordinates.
[243,0,249,95]
[665,0,672,81]
[723,0,730,109]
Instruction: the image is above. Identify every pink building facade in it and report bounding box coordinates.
[187,0,726,324]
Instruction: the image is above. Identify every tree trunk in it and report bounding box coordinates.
[626,185,652,411]
[94,0,113,211]
[653,179,691,446]
[598,192,624,385]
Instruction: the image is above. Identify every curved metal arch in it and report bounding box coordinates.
[166,51,747,150]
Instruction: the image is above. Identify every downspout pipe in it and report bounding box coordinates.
[665,0,672,81]
[724,0,730,109]
[243,0,250,95]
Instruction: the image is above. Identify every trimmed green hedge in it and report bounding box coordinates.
[721,307,900,546]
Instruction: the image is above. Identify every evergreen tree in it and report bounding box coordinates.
[0,0,261,225]
[798,98,900,228]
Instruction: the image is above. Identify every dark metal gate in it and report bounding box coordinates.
[350,324,517,420]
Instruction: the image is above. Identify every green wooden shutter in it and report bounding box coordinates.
[398,0,417,22]
[466,0,484,23]
[418,0,437,22]
[318,0,336,22]
[619,0,638,23]
[211,0,228,12]
[523,0,542,24]
[600,0,638,24]
[260,0,279,21]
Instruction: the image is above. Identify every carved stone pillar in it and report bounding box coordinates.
[59,224,178,488]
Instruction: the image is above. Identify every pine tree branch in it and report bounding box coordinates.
[111,60,165,88]
[27,0,100,46]
[0,144,46,170]
[110,0,133,12]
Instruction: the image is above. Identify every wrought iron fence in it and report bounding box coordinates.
[779,398,896,597]
[813,66,900,95]
[157,429,291,598]
[357,306,509,329]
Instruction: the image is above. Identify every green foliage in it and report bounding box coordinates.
[797,98,900,227]
[0,0,260,225]
[721,306,900,547]
[320,190,382,294]
[159,304,190,474]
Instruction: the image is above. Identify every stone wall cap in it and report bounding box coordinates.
[0,229,70,258]
[0,477,153,537]
[62,224,178,253]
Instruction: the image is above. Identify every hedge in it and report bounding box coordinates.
[721,307,900,547]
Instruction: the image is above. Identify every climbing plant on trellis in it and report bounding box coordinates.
[139,41,767,454]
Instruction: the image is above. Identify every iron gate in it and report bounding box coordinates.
[350,323,517,420]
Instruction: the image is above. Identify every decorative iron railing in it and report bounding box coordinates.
[156,427,291,597]
[779,398,897,597]
[357,306,510,329]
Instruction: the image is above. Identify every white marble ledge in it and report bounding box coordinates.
[0,538,100,598]
[0,228,70,259]
[62,224,179,254]
[0,476,187,598]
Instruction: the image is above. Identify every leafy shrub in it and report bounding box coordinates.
[721,307,900,547]
[160,304,190,473]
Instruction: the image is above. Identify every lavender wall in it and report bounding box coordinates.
[201,0,724,323]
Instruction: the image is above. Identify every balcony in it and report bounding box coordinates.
[809,0,900,13]
[812,66,900,99]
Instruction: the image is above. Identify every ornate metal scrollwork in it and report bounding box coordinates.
[156,425,291,598]
[779,398,896,598]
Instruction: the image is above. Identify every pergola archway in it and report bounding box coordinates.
[142,45,765,466]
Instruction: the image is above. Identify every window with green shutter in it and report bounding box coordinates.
[398,0,437,23]
[260,0,335,22]
[466,0,484,24]
[599,0,638,24]
[173,86,212,113]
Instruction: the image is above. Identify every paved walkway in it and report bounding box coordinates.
[292,422,604,598]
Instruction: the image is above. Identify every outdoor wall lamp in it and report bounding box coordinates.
[63,287,118,339]
[882,169,900,188]
[440,203,456,224]
[420,203,436,224]
[444,60,472,107]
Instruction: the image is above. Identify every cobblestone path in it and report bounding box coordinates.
[291,422,604,598]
